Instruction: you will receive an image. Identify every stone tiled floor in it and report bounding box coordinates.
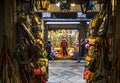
[47,60,86,83]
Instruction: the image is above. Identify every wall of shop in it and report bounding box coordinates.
[111,0,120,82]
[4,0,16,54]
[115,0,120,38]
[0,0,17,55]
[0,0,4,53]
[0,0,16,55]
[0,0,21,82]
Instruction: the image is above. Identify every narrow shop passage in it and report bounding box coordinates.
[47,60,86,83]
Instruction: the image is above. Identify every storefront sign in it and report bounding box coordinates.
[77,12,86,18]
[42,12,51,18]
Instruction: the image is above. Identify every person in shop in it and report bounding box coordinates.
[77,39,88,63]
[46,40,52,60]
[46,40,54,61]
[85,38,90,54]
[50,47,55,62]
[61,38,68,58]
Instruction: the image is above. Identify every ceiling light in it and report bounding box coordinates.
[86,22,90,24]
[56,2,60,7]
[46,22,80,24]
[71,3,76,7]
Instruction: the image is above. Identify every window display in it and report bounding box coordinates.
[48,29,79,58]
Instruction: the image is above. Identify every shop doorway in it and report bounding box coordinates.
[44,21,88,60]
[48,29,79,59]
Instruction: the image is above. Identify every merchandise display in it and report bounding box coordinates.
[84,0,113,82]
[0,0,117,83]
[14,8,48,82]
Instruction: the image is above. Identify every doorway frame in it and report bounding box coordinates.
[42,18,90,59]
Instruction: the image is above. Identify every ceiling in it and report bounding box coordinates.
[48,0,101,12]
